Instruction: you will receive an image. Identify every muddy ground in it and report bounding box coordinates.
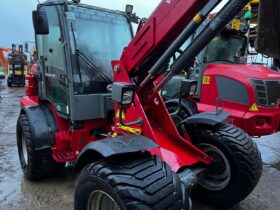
[0,79,280,210]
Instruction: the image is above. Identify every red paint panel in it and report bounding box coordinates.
[112,60,211,171]
[20,96,39,107]
[198,64,280,136]
[121,0,208,72]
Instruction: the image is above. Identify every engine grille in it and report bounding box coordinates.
[251,79,280,107]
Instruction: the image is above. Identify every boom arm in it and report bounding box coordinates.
[120,0,209,73]
[119,0,250,100]
[112,0,250,171]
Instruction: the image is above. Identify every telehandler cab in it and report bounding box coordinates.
[17,0,262,209]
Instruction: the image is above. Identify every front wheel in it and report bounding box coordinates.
[75,154,191,210]
[17,114,65,180]
[189,123,262,207]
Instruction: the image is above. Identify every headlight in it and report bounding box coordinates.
[189,84,197,96]
[180,79,198,97]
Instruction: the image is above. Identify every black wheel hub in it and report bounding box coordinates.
[197,143,231,191]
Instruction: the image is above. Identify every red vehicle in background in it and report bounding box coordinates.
[163,17,280,137]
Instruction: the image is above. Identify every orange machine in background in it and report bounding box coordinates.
[0,48,11,72]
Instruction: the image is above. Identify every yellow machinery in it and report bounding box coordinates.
[7,44,27,87]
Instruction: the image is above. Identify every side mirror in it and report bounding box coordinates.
[125,5,133,14]
[32,10,49,35]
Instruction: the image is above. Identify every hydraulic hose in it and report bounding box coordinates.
[149,0,250,96]
[139,0,221,89]
[170,0,250,75]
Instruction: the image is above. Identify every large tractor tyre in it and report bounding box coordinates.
[165,98,198,135]
[17,114,65,181]
[75,154,191,210]
[189,123,262,207]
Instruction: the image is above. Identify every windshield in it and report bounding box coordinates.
[68,6,132,94]
[206,34,246,63]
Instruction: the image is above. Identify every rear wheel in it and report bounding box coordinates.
[189,123,262,207]
[75,154,191,210]
[17,114,64,180]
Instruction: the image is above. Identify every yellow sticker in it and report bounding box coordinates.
[117,123,142,135]
[202,76,211,85]
[193,14,202,24]
[231,19,240,31]
[249,103,259,112]
[115,110,125,119]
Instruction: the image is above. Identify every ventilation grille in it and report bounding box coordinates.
[251,79,280,107]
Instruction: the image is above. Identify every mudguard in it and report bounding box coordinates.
[182,111,230,126]
[74,135,158,173]
[20,105,57,150]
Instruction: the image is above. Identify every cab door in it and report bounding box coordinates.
[36,6,70,117]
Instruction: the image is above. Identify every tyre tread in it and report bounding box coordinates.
[189,123,262,206]
[76,154,188,210]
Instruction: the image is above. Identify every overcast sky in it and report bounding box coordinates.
[0,0,227,48]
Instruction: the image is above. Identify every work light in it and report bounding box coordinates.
[112,83,136,106]
[125,5,134,14]
[72,0,80,4]
[180,80,197,97]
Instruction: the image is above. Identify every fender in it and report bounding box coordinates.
[182,111,231,126]
[74,135,158,173]
[20,105,57,150]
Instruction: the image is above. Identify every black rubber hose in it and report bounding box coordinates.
[170,0,250,75]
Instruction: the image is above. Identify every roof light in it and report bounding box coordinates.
[126,5,133,14]
[73,0,80,4]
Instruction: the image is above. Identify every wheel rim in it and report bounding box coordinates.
[87,190,120,210]
[22,134,28,166]
[197,143,231,191]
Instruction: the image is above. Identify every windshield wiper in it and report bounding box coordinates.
[75,49,113,84]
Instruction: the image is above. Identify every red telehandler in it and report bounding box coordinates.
[17,0,262,209]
